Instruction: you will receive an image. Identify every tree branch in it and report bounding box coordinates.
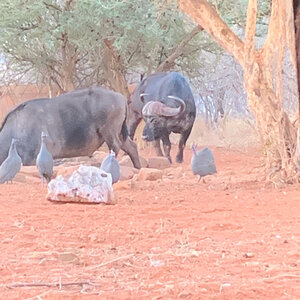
[244,0,257,66]
[178,0,245,66]
[43,1,62,12]
[156,25,203,72]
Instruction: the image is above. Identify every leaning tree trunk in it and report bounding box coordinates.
[179,0,299,182]
[293,0,300,172]
[294,0,300,114]
[103,39,131,100]
[61,32,77,92]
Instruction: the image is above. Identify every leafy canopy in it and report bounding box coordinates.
[0,0,211,86]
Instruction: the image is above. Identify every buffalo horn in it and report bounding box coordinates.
[142,97,185,117]
[140,93,150,103]
[157,95,186,116]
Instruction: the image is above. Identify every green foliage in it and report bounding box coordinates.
[0,0,211,88]
[209,0,271,26]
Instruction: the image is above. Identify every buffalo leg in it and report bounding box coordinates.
[161,135,172,163]
[153,139,164,156]
[128,114,142,140]
[176,127,192,163]
[120,137,141,169]
[103,131,122,157]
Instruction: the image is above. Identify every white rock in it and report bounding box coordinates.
[47,165,114,204]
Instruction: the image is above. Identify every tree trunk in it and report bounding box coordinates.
[59,0,77,92]
[294,1,300,115]
[103,39,131,100]
[293,0,300,171]
[61,32,77,92]
[179,0,299,183]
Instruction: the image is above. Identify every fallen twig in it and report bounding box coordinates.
[86,253,134,271]
[7,281,91,289]
[262,274,300,282]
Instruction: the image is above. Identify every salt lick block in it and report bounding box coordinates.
[137,168,163,181]
[47,165,114,204]
[55,165,80,178]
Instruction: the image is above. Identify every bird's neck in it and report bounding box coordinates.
[0,131,12,164]
[10,143,20,158]
[41,140,48,151]
[8,143,15,156]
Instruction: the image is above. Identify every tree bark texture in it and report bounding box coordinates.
[61,32,77,92]
[179,0,299,182]
[103,39,131,100]
[294,0,300,114]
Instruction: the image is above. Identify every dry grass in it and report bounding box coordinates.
[186,117,260,150]
[133,117,260,152]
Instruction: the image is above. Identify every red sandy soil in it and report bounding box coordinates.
[0,146,300,299]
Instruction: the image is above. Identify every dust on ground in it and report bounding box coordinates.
[0,146,300,299]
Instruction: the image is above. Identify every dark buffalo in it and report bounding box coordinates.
[128,72,196,163]
[0,86,141,168]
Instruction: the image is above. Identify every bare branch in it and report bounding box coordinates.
[156,25,203,72]
[178,0,245,66]
[7,280,92,289]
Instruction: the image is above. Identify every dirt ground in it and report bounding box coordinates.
[0,146,300,299]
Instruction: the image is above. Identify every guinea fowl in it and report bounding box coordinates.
[36,132,53,185]
[100,150,120,184]
[0,138,22,184]
[191,144,217,183]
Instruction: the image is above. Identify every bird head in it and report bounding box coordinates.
[11,138,19,146]
[110,150,116,157]
[41,132,48,139]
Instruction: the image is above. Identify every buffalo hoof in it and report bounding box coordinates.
[167,156,172,164]
[176,155,183,164]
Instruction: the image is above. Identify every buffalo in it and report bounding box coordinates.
[128,72,196,163]
[0,86,141,168]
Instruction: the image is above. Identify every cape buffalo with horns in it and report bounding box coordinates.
[128,72,196,163]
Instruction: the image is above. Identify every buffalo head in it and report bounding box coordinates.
[141,95,186,142]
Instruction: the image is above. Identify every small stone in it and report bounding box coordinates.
[137,168,163,181]
[244,253,254,258]
[120,165,137,181]
[148,157,171,169]
[58,252,80,264]
[119,156,148,168]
